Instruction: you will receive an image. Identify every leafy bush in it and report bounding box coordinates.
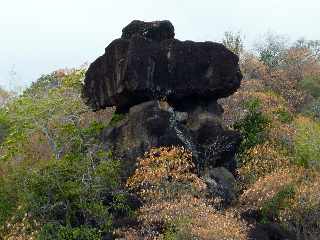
[299,75,320,98]
[260,184,295,223]
[109,113,126,126]
[23,155,119,227]
[239,142,290,185]
[233,98,270,157]
[38,223,101,240]
[303,98,320,120]
[279,174,320,240]
[0,69,132,239]
[293,116,320,167]
[255,33,288,70]
[127,147,206,202]
[273,108,293,123]
[124,147,249,240]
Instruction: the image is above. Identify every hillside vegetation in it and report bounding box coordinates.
[0,34,320,239]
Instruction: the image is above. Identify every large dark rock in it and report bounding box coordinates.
[121,20,175,41]
[101,100,241,178]
[82,20,242,112]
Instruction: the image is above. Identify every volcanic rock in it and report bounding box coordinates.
[83,20,243,179]
[82,20,242,112]
[121,20,175,41]
[101,100,241,178]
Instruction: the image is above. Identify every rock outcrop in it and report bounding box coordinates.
[82,20,242,178]
[101,100,241,178]
[82,20,242,112]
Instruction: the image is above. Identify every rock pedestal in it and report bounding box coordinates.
[82,20,243,178]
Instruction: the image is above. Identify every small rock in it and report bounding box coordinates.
[204,167,237,204]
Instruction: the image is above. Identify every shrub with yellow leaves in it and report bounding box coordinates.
[127,147,206,202]
[124,147,249,240]
[293,116,320,167]
[238,142,291,186]
[240,52,268,80]
[141,194,248,240]
[239,166,303,210]
[279,173,320,240]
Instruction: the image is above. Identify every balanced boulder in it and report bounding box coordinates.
[82,20,243,178]
[82,20,242,112]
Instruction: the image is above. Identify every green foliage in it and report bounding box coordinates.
[303,98,320,120]
[162,218,192,240]
[109,113,125,126]
[256,33,287,70]
[273,108,294,123]
[38,223,101,240]
[0,175,18,225]
[299,75,320,98]
[0,69,135,238]
[260,185,295,223]
[0,69,89,162]
[234,98,270,156]
[22,156,119,227]
[293,117,320,167]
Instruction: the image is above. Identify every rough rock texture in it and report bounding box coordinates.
[121,20,175,42]
[101,100,241,178]
[83,20,242,179]
[203,167,237,204]
[82,20,242,112]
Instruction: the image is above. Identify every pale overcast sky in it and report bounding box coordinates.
[0,0,319,90]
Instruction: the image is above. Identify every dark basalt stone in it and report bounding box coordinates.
[84,20,243,187]
[82,21,242,112]
[101,100,241,178]
[121,20,175,41]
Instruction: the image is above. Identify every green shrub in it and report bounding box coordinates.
[293,116,320,167]
[273,108,293,123]
[303,98,320,120]
[260,184,295,223]
[233,98,270,157]
[299,75,320,98]
[0,176,17,225]
[38,223,101,240]
[109,113,125,126]
[22,155,119,229]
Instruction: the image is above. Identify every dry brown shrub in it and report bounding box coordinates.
[263,72,307,110]
[127,147,206,202]
[1,212,40,240]
[219,80,266,127]
[268,123,296,149]
[139,194,248,240]
[283,47,320,81]
[278,172,320,239]
[238,142,291,186]
[240,52,268,80]
[239,166,303,210]
[79,107,114,128]
[124,147,249,240]
[220,79,292,127]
